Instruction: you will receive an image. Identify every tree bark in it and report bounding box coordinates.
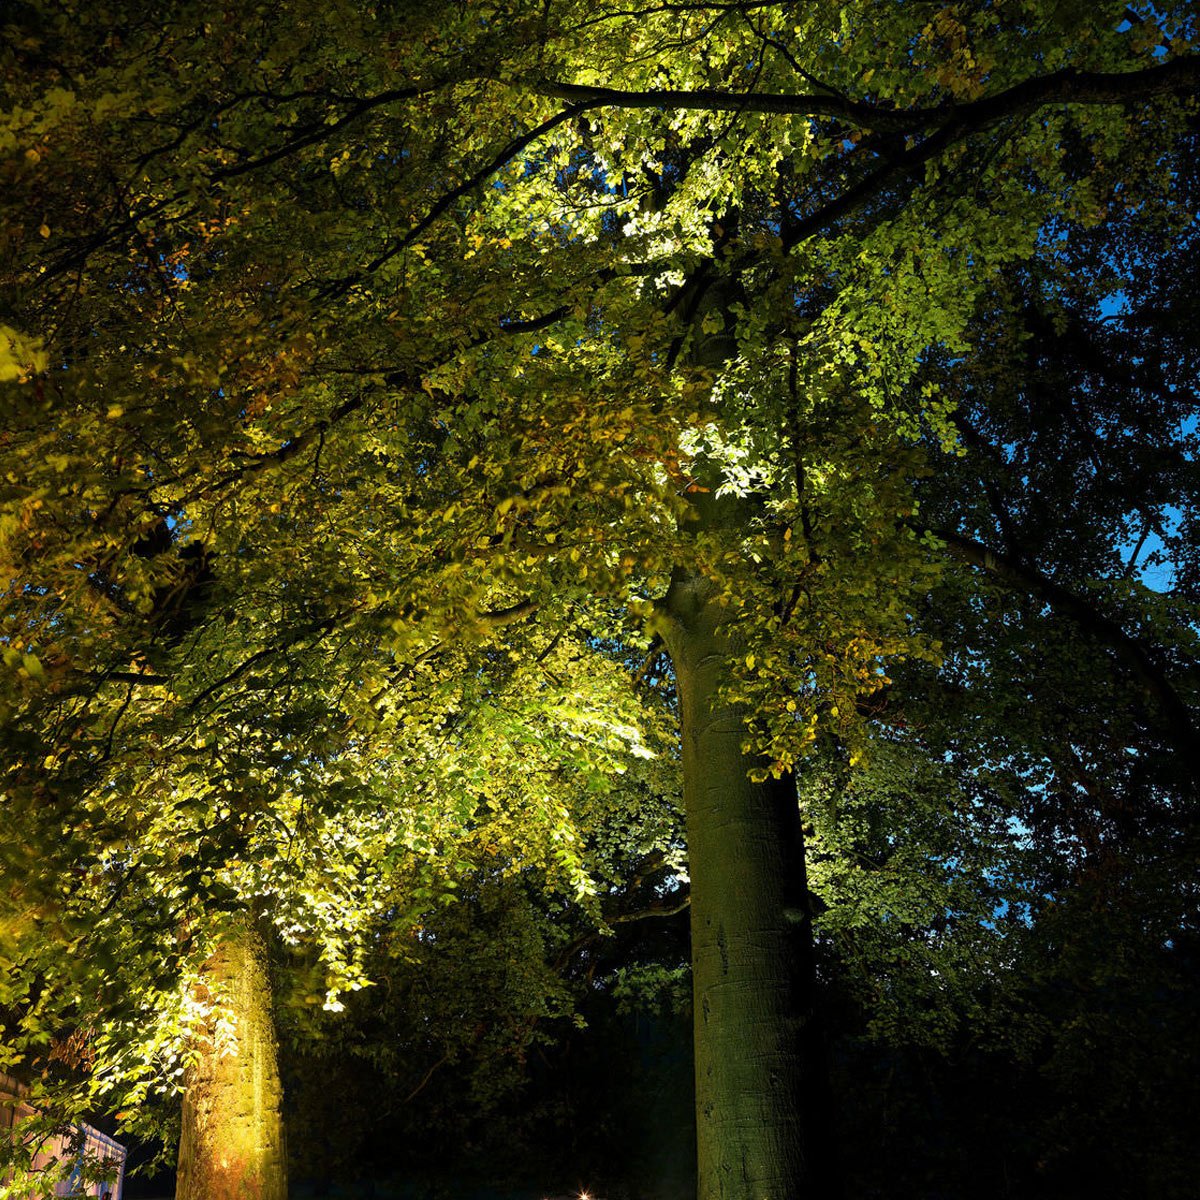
[661,569,832,1200]
[176,917,287,1200]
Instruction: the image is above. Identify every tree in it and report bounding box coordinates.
[788,84,1200,1194]
[4,3,1198,1198]
[279,663,684,1196]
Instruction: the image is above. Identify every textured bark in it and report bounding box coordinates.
[662,571,831,1200]
[176,918,286,1200]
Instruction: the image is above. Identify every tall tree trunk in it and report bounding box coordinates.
[176,917,286,1200]
[661,568,833,1200]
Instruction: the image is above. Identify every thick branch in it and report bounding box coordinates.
[780,117,965,248]
[205,393,373,496]
[75,670,171,686]
[210,84,435,183]
[782,55,1199,248]
[609,895,691,923]
[478,600,538,626]
[196,272,608,502]
[530,55,1199,133]
[328,103,591,294]
[923,523,1196,756]
[184,612,347,714]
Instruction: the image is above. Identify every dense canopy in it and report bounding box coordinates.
[2,3,1198,1198]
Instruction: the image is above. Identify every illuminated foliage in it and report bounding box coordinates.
[2,2,1198,1197]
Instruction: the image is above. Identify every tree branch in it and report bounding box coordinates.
[529,55,1200,133]
[322,103,591,296]
[402,1053,449,1104]
[478,600,538,626]
[209,84,436,183]
[184,612,347,714]
[74,670,171,687]
[921,523,1197,758]
[609,895,691,923]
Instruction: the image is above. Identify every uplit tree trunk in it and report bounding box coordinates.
[176,917,286,1200]
[661,567,832,1200]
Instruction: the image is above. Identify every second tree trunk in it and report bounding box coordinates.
[176,916,287,1200]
